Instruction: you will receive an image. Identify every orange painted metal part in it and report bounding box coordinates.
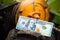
[15,0,50,23]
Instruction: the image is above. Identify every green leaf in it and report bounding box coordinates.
[52,15,60,24]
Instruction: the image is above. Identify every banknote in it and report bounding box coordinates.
[16,16,54,37]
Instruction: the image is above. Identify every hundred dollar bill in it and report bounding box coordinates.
[16,16,54,37]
